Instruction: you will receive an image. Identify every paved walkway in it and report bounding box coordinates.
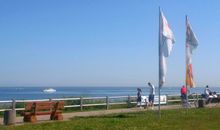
[1,103,219,125]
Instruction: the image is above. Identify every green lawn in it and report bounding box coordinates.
[1,108,220,130]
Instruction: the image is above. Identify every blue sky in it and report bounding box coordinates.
[0,0,219,87]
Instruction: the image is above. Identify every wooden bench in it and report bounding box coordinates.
[22,101,64,123]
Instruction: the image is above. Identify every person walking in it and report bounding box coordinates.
[181,85,187,100]
[148,82,155,109]
[137,88,142,108]
[180,85,188,107]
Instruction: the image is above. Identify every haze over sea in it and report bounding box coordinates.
[0,86,220,100]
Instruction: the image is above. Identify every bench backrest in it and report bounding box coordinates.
[137,95,167,105]
[154,95,167,105]
[24,101,64,114]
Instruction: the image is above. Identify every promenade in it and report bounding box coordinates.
[1,103,219,125]
[0,104,181,125]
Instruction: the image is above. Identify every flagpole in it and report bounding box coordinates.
[158,7,175,117]
[185,15,199,109]
[185,15,189,108]
[158,7,161,118]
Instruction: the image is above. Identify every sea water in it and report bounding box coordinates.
[0,86,220,100]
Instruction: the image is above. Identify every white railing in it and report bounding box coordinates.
[1,93,219,112]
[0,95,169,112]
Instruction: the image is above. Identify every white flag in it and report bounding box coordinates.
[159,10,175,87]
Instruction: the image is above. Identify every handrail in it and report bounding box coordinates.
[16,99,50,103]
[83,97,106,100]
[0,95,137,112]
[52,98,80,101]
[109,96,128,99]
[0,100,12,103]
[0,94,195,112]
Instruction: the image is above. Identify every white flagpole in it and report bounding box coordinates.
[158,7,162,118]
[185,15,189,108]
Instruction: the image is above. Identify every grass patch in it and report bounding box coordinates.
[1,108,220,130]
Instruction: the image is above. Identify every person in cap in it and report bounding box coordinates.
[148,82,155,108]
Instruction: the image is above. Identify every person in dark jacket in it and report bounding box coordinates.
[137,88,142,107]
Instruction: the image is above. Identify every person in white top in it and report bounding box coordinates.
[204,85,217,103]
[148,82,155,108]
[204,85,212,99]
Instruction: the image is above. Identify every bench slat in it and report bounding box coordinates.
[35,111,52,115]
[36,106,52,111]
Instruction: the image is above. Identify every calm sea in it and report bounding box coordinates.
[0,86,220,100]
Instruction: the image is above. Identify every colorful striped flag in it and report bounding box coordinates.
[185,16,198,88]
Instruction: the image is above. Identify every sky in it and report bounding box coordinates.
[0,0,220,87]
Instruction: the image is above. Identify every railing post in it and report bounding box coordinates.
[4,99,16,125]
[127,95,131,108]
[80,96,83,111]
[166,94,168,105]
[106,96,109,110]
[196,93,199,108]
[49,98,52,111]
[11,99,16,110]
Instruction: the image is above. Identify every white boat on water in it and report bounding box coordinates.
[43,88,56,93]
